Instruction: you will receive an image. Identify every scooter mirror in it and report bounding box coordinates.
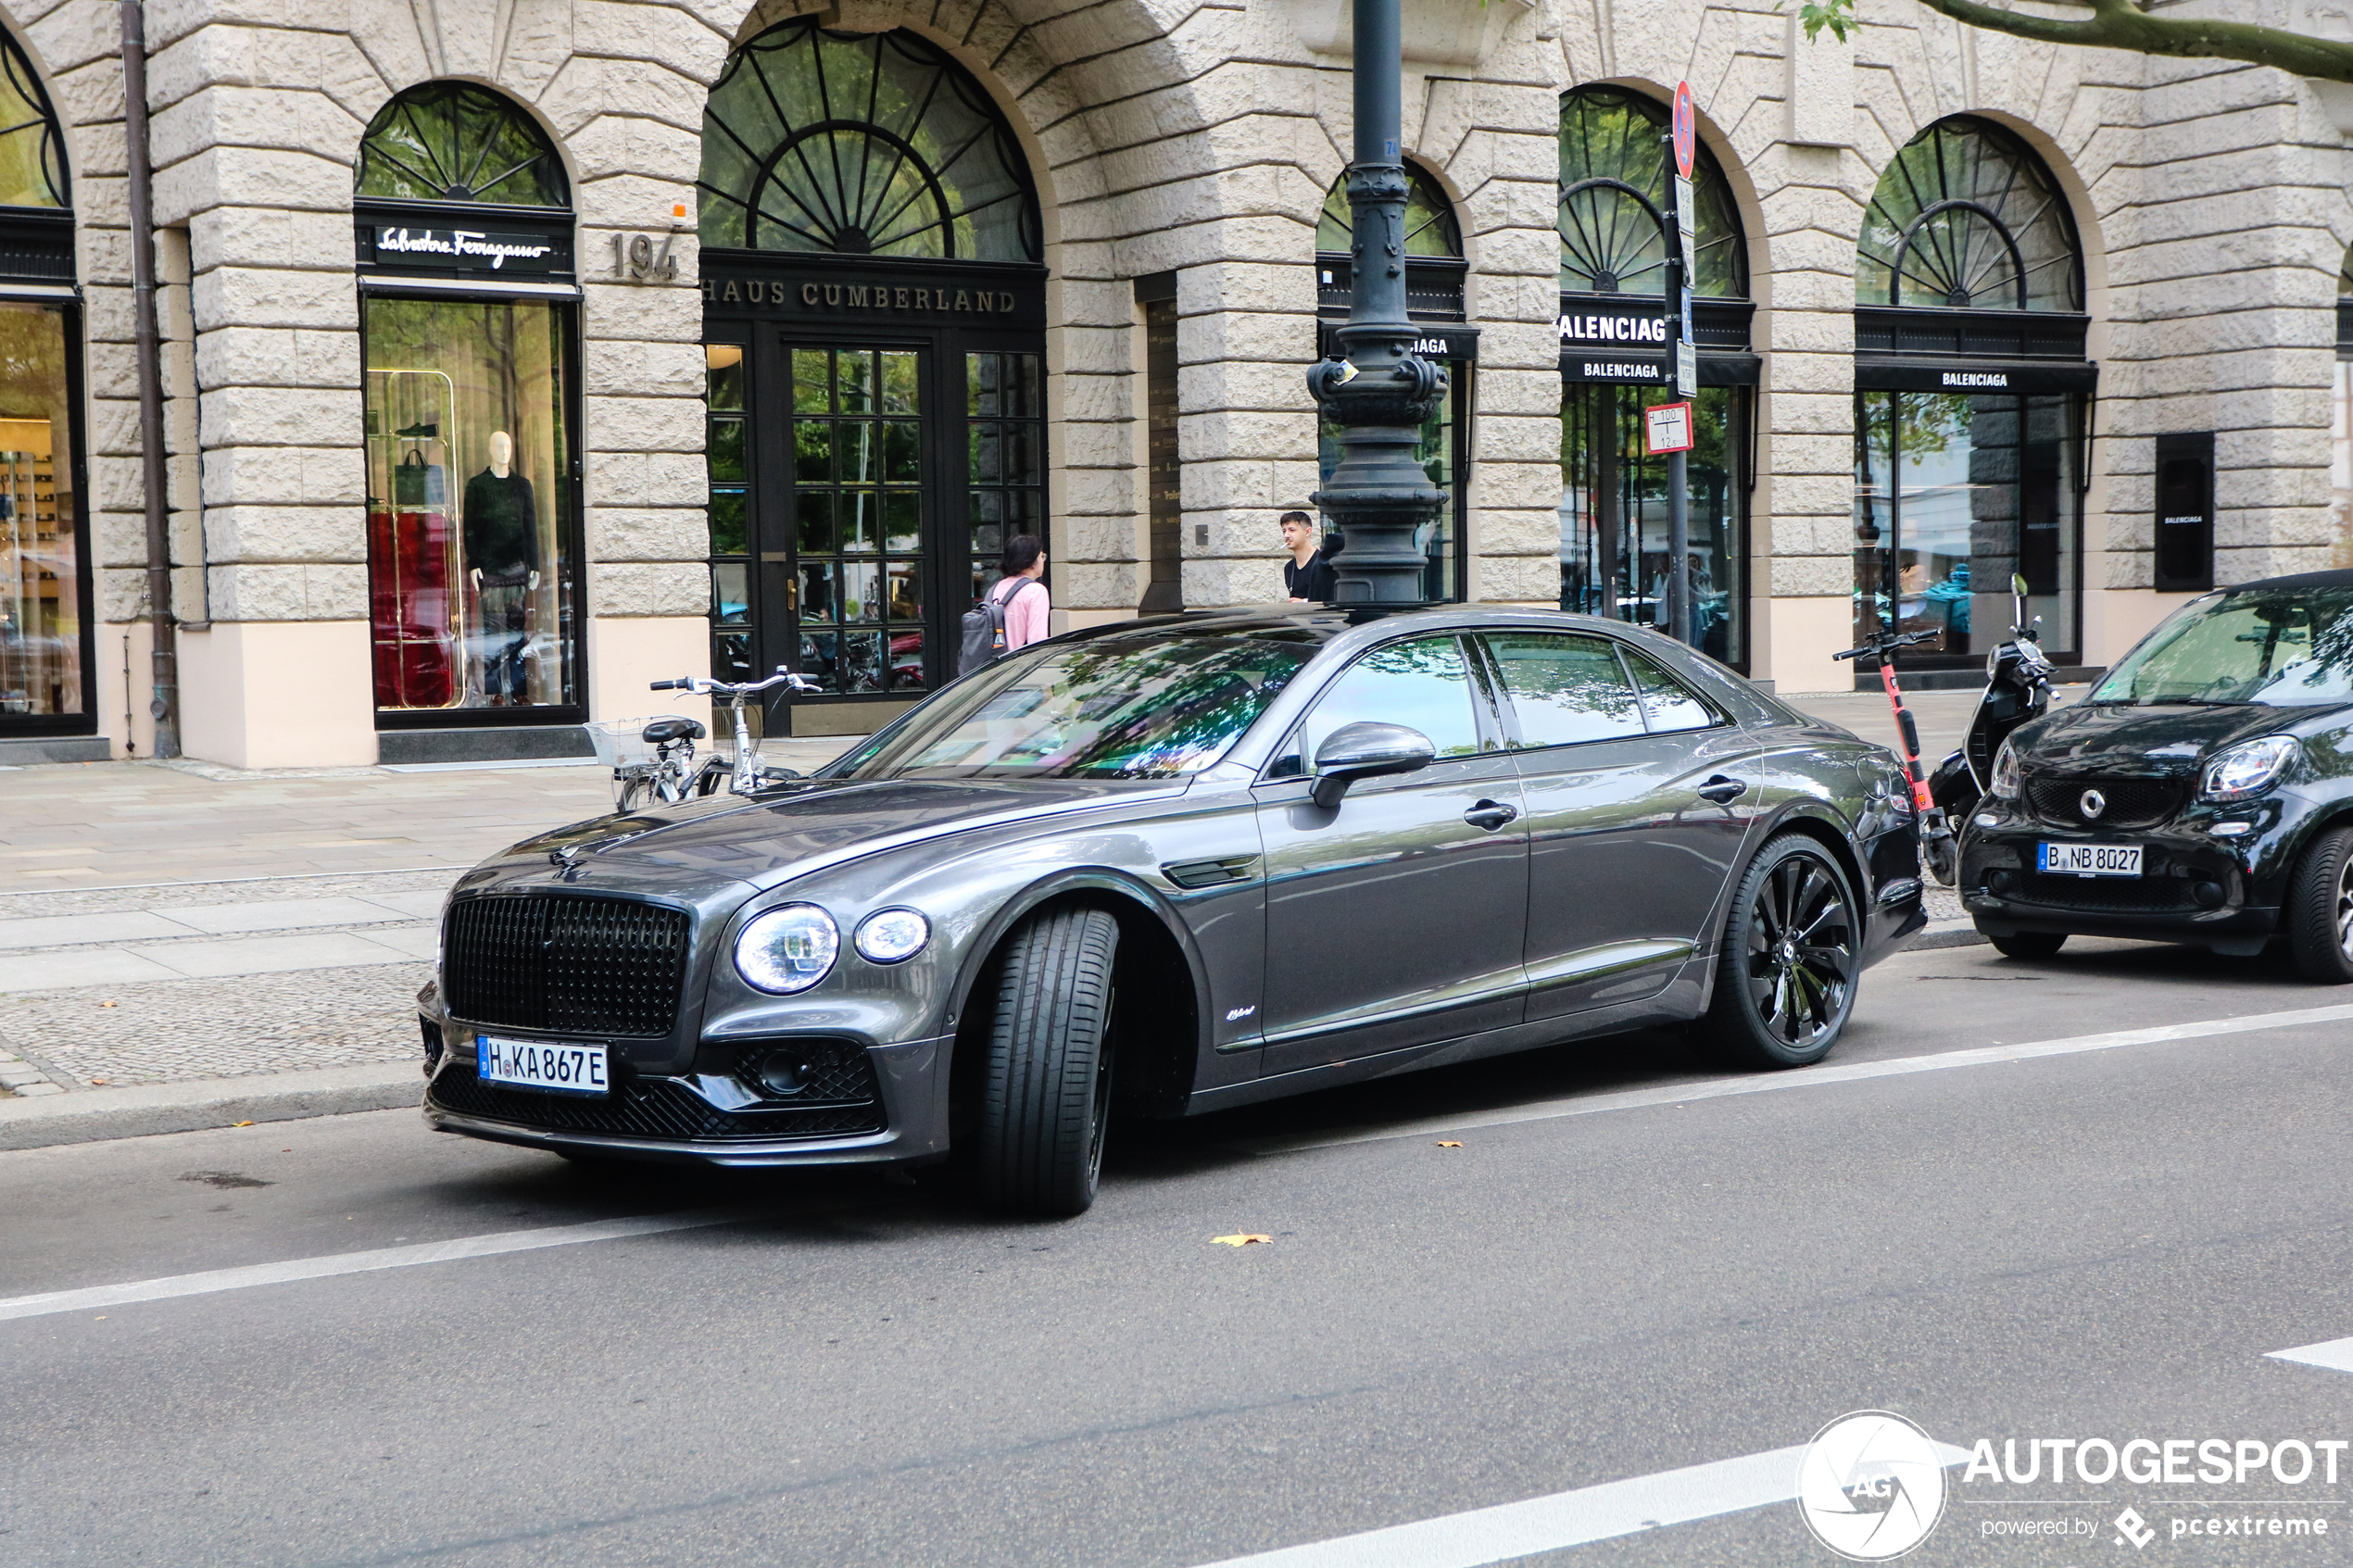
[2011,572,2029,597]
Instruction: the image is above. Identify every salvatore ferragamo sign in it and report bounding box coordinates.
[702,276,1021,315]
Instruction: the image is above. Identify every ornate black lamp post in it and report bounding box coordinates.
[1305,0,1446,603]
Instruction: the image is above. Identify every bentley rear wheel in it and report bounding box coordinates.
[1704,834,1860,1070]
[975,906,1121,1216]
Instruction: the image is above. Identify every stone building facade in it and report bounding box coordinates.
[0,0,2348,766]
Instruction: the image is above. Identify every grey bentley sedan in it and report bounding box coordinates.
[419,608,1925,1214]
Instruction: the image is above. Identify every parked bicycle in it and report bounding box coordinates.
[596,666,822,812]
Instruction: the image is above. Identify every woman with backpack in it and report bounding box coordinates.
[959,534,1051,674]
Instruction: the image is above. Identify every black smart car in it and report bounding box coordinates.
[421,607,1924,1214]
[1963,570,2353,979]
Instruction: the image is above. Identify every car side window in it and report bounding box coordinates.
[1482,633,1647,748]
[1620,646,1723,734]
[1293,634,1486,769]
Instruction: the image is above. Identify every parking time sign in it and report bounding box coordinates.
[1644,400,1694,455]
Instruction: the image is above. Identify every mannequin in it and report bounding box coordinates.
[463,431,540,704]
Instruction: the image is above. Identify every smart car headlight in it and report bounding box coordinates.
[853,908,930,964]
[2202,734,2297,802]
[735,904,838,994]
[1990,739,2021,800]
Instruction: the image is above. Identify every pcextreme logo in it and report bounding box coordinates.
[1797,1411,1948,1561]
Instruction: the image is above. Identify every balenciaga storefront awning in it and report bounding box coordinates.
[1558,295,1758,386]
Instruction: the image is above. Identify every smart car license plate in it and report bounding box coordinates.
[476,1035,609,1097]
[2039,842,2142,878]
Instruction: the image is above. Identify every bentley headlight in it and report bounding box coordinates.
[2202,734,2297,802]
[1990,740,2022,800]
[854,908,930,964]
[735,904,838,993]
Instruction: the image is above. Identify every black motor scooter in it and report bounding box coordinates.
[1928,571,2056,822]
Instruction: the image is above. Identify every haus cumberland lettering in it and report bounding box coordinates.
[703,277,1019,314]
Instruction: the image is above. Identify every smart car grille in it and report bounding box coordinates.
[427,1059,884,1143]
[2023,774,2182,829]
[443,896,689,1038]
[2012,873,2206,914]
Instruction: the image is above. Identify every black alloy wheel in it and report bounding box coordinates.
[1705,834,1860,1069]
[2285,824,2353,984]
[975,905,1121,1216]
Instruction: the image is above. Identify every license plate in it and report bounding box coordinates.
[2038,842,2143,878]
[476,1035,609,1097]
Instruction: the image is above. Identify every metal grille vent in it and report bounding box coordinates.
[443,896,689,1037]
[2023,774,2181,830]
[428,1064,884,1142]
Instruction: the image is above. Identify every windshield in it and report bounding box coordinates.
[2093,585,2353,707]
[824,626,1320,780]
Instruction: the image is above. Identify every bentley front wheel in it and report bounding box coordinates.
[975,906,1121,1216]
[1704,834,1860,1070]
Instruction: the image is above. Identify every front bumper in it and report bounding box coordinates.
[416,989,951,1167]
[1957,808,2277,946]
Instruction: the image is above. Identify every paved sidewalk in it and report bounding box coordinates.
[0,692,1993,1138]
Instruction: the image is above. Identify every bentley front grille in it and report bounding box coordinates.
[443,895,690,1038]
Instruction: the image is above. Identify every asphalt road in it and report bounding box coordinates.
[4,935,2351,1567]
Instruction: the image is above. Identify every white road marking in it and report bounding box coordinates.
[0,1209,746,1323]
[1188,1440,1973,1567]
[2268,1336,2353,1375]
[1239,1003,2353,1155]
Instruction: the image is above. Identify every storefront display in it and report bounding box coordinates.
[355,82,581,728]
[0,31,85,741]
[1555,86,1755,669]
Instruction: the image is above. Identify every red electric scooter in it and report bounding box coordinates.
[1834,627,1958,886]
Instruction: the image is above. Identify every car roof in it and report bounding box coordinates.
[1058,602,1679,647]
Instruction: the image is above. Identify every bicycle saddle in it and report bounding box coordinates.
[640,716,706,745]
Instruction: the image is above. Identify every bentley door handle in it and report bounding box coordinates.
[1463,799,1518,831]
[1696,774,1748,804]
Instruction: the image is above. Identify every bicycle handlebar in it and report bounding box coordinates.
[648,667,823,697]
[1831,629,1941,662]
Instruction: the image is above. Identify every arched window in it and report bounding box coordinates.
[354,83,582,738]
[1315,164,1460,257]
[698,19,1039,262]
[0,34,63,210]
[1856,117,2079,311]
[1558,86,1743,298]
[357,82,565,208]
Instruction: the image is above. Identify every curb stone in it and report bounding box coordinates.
[0,1061,424,1150]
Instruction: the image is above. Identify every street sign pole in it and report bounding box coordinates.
[1303,0,1448,602]
[1665,82,1698,646]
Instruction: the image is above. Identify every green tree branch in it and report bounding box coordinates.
[1791,0,2353,84]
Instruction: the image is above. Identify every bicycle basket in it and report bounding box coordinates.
[587,718,673,769]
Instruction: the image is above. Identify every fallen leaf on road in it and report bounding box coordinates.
[88,1077,107,1085]
[1437,1141,1463,1148]
[1211,1234,1272,1247]
[230,1121,254,1127]
[98,1000,117,1008]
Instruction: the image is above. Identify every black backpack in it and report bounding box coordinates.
[958,576,1038,675]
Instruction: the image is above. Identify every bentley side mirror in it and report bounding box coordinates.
[1310,721,1436,809]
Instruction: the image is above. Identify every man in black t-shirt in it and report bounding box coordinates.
[1281,510,1338,602]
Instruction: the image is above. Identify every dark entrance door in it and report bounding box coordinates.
[702,261,1047,734]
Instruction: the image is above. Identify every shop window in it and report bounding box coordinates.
[2332,247,2353,571]
[1851,118,2089,669]
[0,29,85,739]
[1554,85,1755,668]
[355,83,580,725]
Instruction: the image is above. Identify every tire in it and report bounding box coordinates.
[2284,825,2353,984]
[1987,930,2067,961]
[975,906,1120,1216]
[1703,834,1862,1070]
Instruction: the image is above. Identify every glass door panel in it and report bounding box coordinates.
[788,345,926,695]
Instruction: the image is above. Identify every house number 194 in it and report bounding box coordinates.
[611,232,680,282]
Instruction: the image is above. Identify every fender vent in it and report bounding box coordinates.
[1161,855,1259,890]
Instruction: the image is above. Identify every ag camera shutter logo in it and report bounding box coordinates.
[1797,1411,1948,1560]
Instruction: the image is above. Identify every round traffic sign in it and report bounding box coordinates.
[1671,82,1695,178]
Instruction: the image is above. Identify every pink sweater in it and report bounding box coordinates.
[999,574,1051,650]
